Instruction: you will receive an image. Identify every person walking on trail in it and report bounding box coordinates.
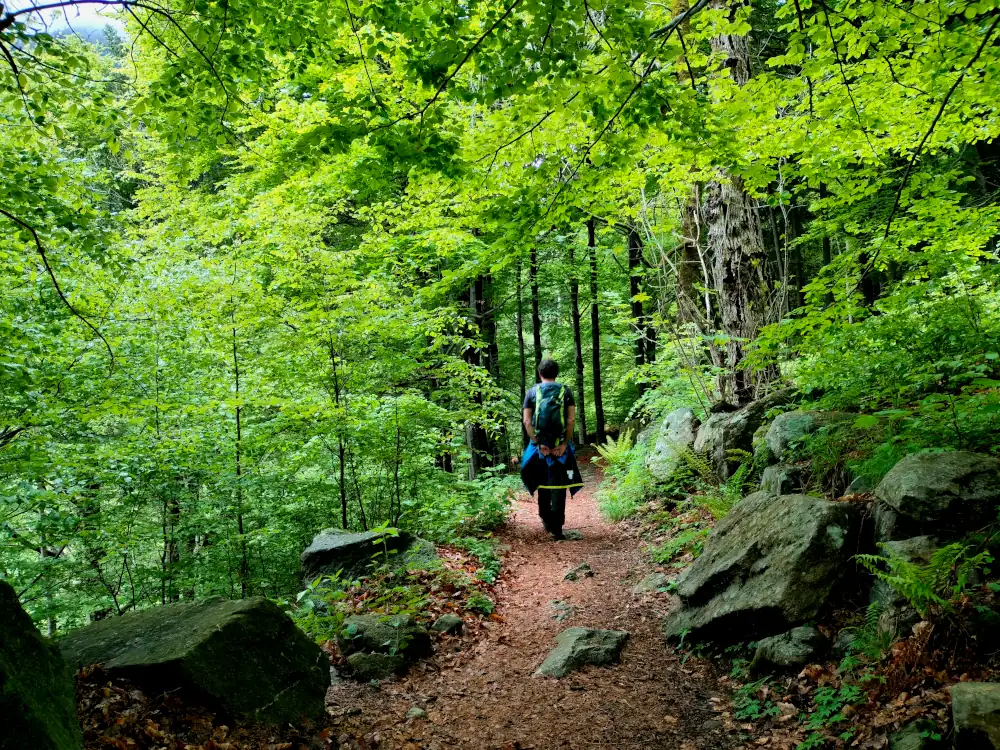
[520,359,585,540]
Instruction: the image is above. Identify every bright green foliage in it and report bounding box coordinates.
[855,543,993,616]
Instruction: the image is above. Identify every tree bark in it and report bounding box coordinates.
[703,8,776,405]
[627,226,648,394]
[529,245,542,380]
[516,257,528,447]
[588,219,607,444]
[569,241,588,445]
[463,276,497,478]
[230,320,249,597]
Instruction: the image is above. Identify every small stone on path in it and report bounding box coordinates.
[431,613,464,635]
[564,563,594,581]
[561,529,584,541]
[534,627,629,678]
[406,706,428,720]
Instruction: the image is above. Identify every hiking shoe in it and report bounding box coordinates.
[550,531,565,541]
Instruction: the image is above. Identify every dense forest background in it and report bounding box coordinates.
[3,0,1000,635]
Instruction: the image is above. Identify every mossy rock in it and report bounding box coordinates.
[58,597,329,726]
[534,627,629,678]
[301,528,438,583]
[1,581,83,750]
[337,614,431,660]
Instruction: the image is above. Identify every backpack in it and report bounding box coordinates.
[532,383,567,444]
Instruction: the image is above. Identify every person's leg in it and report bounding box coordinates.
[550,487,567,537]
[537,488,552,532]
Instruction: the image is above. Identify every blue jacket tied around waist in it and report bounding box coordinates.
[520,442,584,496]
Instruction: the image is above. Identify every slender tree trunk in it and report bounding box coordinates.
[627,226,647,394]
[480,274,506,466]
[231,321,249,597]
[569,242,588,445]
[530,245,542,380]
[588,219,607,444]
[329,338,349,530]
[703,9,776,405]
[516,257,528,447]
[464,276,496,479]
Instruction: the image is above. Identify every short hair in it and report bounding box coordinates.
[538,359,559,379]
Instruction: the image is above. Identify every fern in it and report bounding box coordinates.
[676,446,717,484]
[842,601,895,663]
[593,429,635,472]
[855,542,992,617]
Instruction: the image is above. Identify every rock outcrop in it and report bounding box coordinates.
[760,463,807,495]
[646,408,700,481]
[949,682,1000,748]
[750,626,827,675]
[301,528,438,582]
[762,411,852,464]
[664,492,858,643]
[693,390,792,479]
[875,451,1000,539]
[1,581,83,750]
[58,597,329,725]
[534,627,629,678]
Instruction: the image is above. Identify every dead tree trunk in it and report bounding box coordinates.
[703,6,776,405]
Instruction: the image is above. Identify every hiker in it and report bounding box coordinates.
[520,359,584,540]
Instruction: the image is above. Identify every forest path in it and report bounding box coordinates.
[329,463,737,750]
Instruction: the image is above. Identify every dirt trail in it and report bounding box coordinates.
[330,465,738,749]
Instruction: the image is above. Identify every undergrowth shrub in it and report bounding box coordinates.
[856,542,993,616]
[594,430,658,521]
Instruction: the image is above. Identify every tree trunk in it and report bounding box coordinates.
[569,242,588,445]
[703,7,777,405]
[588,219,607,444]
[463,276,496,478]
[329,338,349,530]
[516,257,528,447]
[530,245,542,380]
[231,321,249,597]
[627,226,647,393]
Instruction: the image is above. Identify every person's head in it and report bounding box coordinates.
[538,358,559,380]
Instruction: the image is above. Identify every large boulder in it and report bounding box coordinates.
[664,492,859,643]
[534,627,629,678]
[949,682,1000,748]
[762,411,852,464]
[301,528,437,583]
[646,408,700,481]
[875,452,1000,538]
[693,390,793,479]
[1,581,83,750]
[59,597,329,725]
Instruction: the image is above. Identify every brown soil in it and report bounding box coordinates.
[329,466,740,750]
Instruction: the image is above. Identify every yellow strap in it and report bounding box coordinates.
[537,483,584,489]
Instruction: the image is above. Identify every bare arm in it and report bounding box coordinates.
[523,408,536,443]
[565,405,576,445]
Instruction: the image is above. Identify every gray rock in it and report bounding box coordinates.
[406,706,428,720]
[876,452,1000,534]
[632,572,670,594]
[664,492,858,643]
[534,627,629,678]
[646,408,700,481]
[301,528,438,583]
[344,652,405,681]
[832,629,856,657]
[564,563,594,581]
[1,581,83,750]
[431,614,463,635]
[58,597,328,725]
[751,626,827,675]
[763,411,852,464]
[889,719,944,750]
[338,614,431,660]
[949,682,1000,748]
[848,475,874,494]
[693,391,793,480]
[760,463,808,495]
[870,536,938,636]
